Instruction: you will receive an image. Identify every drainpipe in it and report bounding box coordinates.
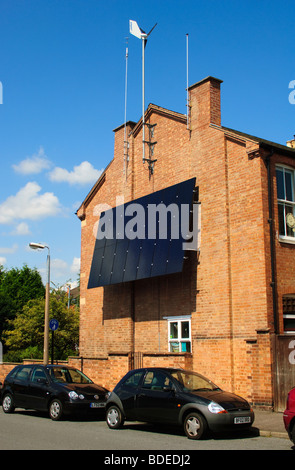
[130,281,135,369]
[265,149,278,334]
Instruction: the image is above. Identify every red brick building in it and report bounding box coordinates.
[76,76,295,410]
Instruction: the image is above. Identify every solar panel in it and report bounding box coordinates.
[88,177,196,288]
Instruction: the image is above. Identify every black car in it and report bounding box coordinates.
[106,367,254,439]
[1,364,109,420]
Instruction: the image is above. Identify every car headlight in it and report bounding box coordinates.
[208,401,227,414]
[68,391,84,400]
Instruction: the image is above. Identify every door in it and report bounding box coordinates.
[136,370,179,423]
[27,367,50,411]
[119,370,145,420]
[12,366,32,407]
[273,335,295,411]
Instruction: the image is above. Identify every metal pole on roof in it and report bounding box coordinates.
[186,33,189,130]
[142,34,146,162]
[124,38,129,174]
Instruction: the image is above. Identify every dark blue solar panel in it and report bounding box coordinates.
[88,177,196,288]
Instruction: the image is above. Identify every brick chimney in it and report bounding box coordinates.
[188,76,223,129]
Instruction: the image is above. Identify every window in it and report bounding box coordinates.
[276,166,295,239]
[283,295,295,333]
[31,367,47,383]
[170,370,219,392]
[15,366,32,382]
[124,371,143,389]
[142,371,173,390]
[166,316,191,353]
[47,367,93,384]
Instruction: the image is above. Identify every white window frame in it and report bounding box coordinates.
[164,316,192,353]
[283,295,295,334]
[276,165,295,242]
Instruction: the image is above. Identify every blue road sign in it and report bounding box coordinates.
[49,319,59,331]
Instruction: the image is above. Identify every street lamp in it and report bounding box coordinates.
[29,242,50,365]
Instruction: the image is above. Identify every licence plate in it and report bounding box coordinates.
[234,416,251,424]
[90,402,105,408]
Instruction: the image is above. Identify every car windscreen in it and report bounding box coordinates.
[47,367,93,384]
[170,370,220,392]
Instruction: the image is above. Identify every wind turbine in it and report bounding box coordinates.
[129,20,157,162]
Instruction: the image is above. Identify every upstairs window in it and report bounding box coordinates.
[276,166,295,239]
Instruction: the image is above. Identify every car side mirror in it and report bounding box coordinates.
[37,378,48,385]
[163,386,175,393]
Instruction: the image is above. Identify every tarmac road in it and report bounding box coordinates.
[0,407,293,452]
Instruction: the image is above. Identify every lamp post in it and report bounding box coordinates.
[29,242,50,365]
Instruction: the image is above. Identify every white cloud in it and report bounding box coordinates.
[71,257,80,274]
[11,222,31,236]
[12,147,51,175]
[0,244,18,254]
[0,182,61,225]
[51,258,69,279]
[37,256,80,287]
[49,161,103,186]
[0,257,6,265]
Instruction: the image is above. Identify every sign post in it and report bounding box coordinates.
[49,319,59,365]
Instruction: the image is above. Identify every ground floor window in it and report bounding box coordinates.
[283,295,295,333]
[166,316,191,353]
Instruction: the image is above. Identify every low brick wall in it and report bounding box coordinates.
[0,363,19,384]
[0,352,192,392]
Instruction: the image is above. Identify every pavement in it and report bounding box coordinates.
[252,409,289,439]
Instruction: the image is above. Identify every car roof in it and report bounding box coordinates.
[131,367,185,373]
[13,364,75,370]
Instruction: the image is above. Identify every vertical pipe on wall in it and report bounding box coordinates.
[266,150,278,334]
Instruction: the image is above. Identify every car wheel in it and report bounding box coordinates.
[2,394,15,414]
[49,399,63,421]
[184,412,207,440]
[106,405,124,429]
[290,423,295,444]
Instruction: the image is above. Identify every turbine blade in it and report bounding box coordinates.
[147,23,157,36]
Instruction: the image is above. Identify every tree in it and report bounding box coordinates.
[3,288,79,362]
[0,264,45,311]
[0,264,45,348]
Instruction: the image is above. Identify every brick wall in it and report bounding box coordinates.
[0,363,19,384]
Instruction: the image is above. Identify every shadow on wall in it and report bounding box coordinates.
[102,250,198,323]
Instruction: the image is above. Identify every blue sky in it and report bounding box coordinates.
[0,0,294,287]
